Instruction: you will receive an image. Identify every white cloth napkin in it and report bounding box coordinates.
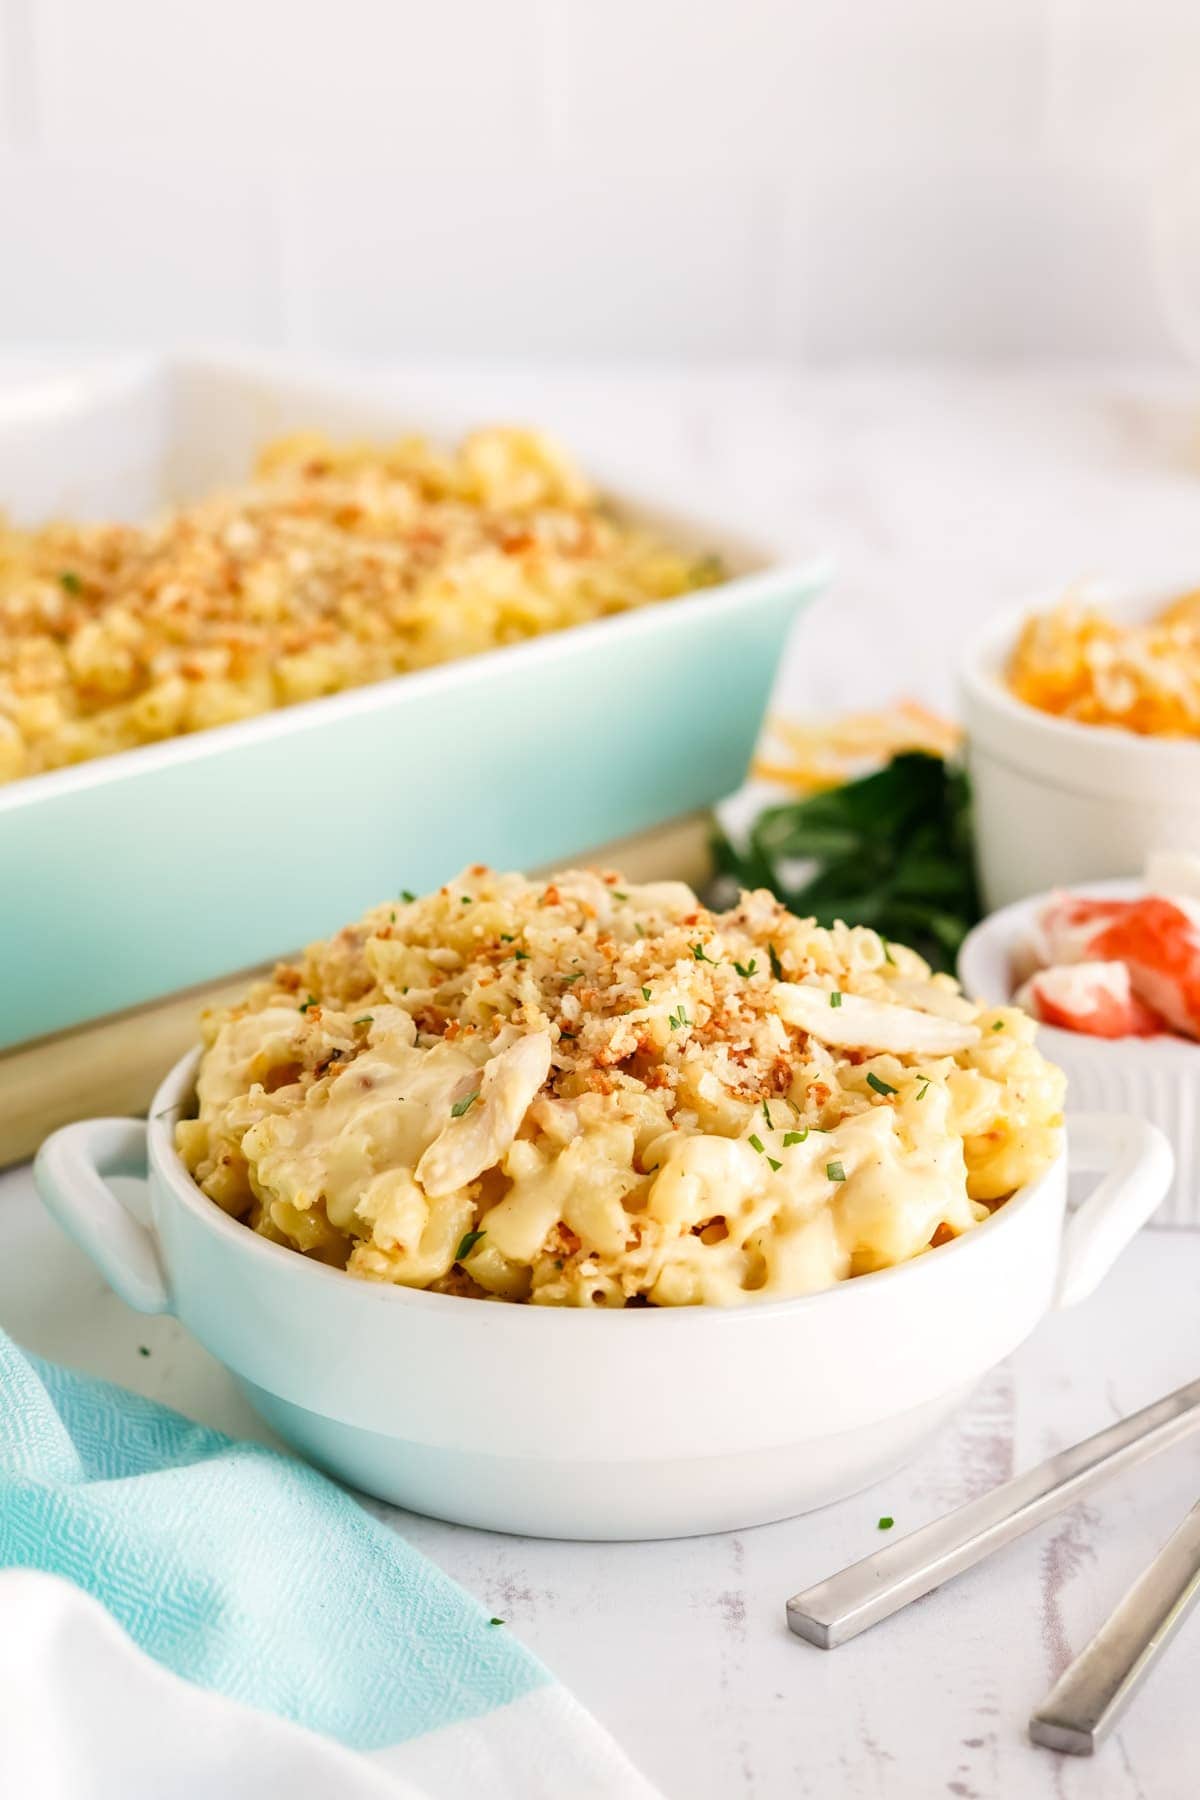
[0,1571,659,1800]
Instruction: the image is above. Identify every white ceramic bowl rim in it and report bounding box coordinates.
[149,1046,1064,1327]
[958,876,1200,1068]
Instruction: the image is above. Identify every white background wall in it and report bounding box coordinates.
[0,0,1197,361]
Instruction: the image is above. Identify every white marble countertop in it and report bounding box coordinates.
[5,363,1200,1797]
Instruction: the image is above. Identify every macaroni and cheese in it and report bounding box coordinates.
[179,867,1065,1307]
[0,428,720,783]
[1009,589,1200,738]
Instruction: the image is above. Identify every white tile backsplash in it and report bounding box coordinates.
[0,0,1190,362]
[32,0,549,168]
[0,153,281,344]
[278,149,777,358]
[782,153,1175,361]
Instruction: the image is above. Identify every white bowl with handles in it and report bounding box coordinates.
[34,1049,1173,1541]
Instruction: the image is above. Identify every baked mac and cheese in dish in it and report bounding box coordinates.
[179,869,1064,1306]
[0,428,720,784]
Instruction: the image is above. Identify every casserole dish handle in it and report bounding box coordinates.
[34,1119,170,1315]
[1055,1113,1173,1309]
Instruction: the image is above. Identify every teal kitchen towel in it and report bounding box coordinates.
[0,1329,545,1749]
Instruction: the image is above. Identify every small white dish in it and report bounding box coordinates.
[959,880,1198,1230]
[33,1049,1172,1540]
[960,589,1200,911]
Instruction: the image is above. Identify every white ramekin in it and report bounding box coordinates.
[33,1051,1171,1540]
[959,879,1199,1229]
[960,590,1200,911]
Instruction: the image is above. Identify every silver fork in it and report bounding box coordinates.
[1029,1497,1200,1755]
[786,1376,1200,1650]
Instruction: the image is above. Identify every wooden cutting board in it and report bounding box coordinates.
[0,813,714,1170]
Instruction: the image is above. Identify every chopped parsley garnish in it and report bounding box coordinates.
[748,1133,765,1155]
[641,986,651,1002]
[761,1098,774,1130]
[783,1129,807,1147]
[353,1015,374,1026]
[455,1229,485,1260]
[829,990,843,1008]
[826,1160,847,1183]
[916,1078,931,1100]
[399,889,416,903]
[461,895,472,904]
[690,942,716,964]
[634,921,645,937]
[991,1019,1005,1031]
[882,942,896,966]
[612,891,628,901]
[866,1071,897,1097]
[59,570,82,594]
[878,1516,894,1531]
[562,971,583,983]
[489,1617,505,1626]
[389,910,396,923]
[499,933,515,942]
[513,949,529,961]
[137,1345,150,1357]
[299,994,318,1013]
[450,1091,479,1118]
[668,1005,690,1031]
[767,1156,782,1172]
[768,943,784,980]
[733,958,757,979]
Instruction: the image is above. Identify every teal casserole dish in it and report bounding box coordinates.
[0,355,830,1049]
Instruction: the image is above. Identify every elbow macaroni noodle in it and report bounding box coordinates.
[0,427,721,784]
[179,867,1065,1307]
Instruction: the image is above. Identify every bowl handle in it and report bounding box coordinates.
[1055,1113,1174,1309]
[34,1118,171,1316]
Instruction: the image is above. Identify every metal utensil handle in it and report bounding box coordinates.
[786,1378,1200,1649]
[1030,1500,1200,1755]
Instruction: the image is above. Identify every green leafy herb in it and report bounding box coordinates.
[733,958,757,979]
[399,889,416,903]
[991,1019,1005,1031]
[451,1091,479,1118]
[137,1345,150,1357]
[489,1617,505,1626]
[690,942,716,964]
[299,994,318,1013]
[641,986,652,1002]
[710,752,981,973]
[748,1133,766,1155]
[762,1098,774,1130]
[513,949,529,962]
[882,941,896,966]
[461,895,472,904]
[830,990,843,1008]
[783,1129,808,1147]
[499,933,515,942]
[826,1160,847,1183]
[612,891,628,901]
[767,1156,782,1172]
[455,1229,485,1260]
[59,570,82,594]
[878,1515,894,1531]
[866,1071,897,1097]
[768,942,784,981]
[668,1005,690,1031]
[562,971,583,983]
[353,1015,374,1026]
[916,1079,931,1100]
